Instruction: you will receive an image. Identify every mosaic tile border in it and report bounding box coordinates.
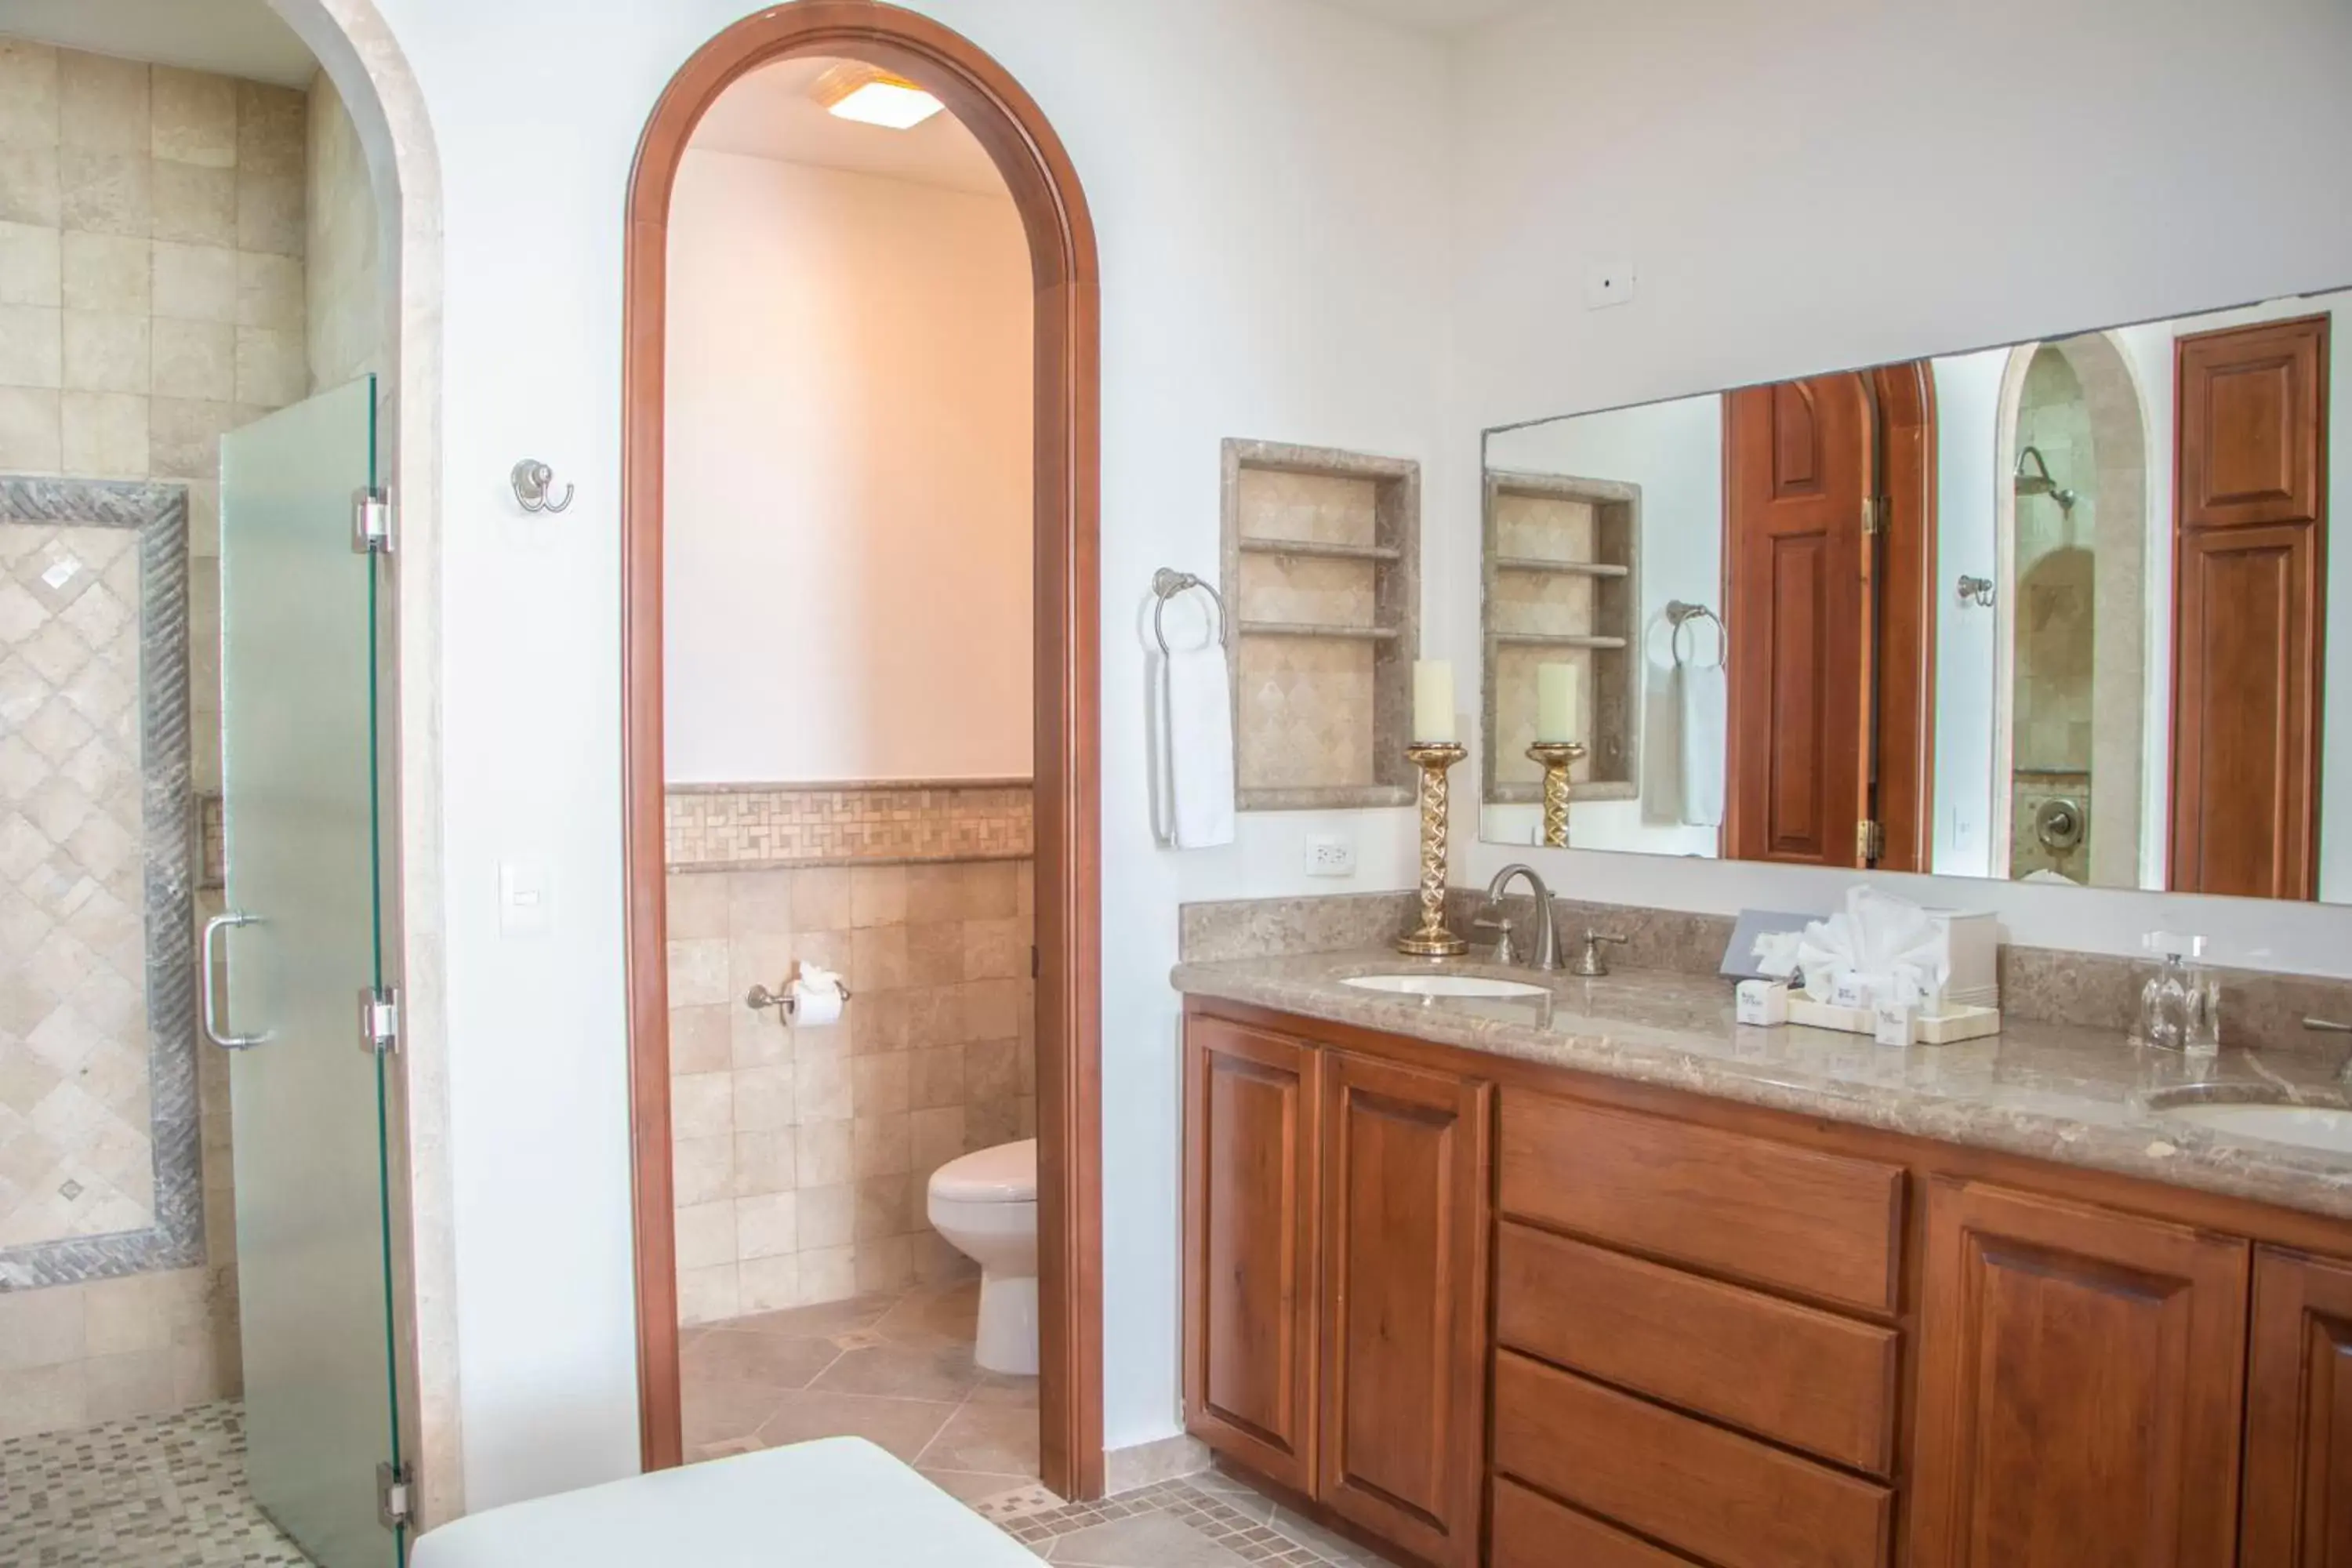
[0,477,198,1290]
[666,779,1033,872]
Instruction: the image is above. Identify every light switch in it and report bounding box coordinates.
[499,861,549,936]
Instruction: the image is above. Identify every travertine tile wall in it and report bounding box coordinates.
[0,38,336,1440]
[666,857,1036,1327]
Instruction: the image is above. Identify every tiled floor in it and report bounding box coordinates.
[1005,1474,1388,1566]
[681,1276,1044,1505]
[0,1400,307,1567]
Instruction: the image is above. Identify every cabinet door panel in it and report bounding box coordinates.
[1913,1181,2249,1568]
[1182,1017,1319,1492]
[2245,1247,2352,1568]
[1319,1050,1490,1567]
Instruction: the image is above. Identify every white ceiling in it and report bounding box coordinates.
[0,0,318,88]
[689,57,1007,198]
[1311,0,1537,33]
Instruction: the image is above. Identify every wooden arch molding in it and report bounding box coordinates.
[621,0,1104,1496]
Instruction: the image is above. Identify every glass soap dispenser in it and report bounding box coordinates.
[2134,932,2220,1058]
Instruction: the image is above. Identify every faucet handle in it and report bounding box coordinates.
[1570,930,1628,978]
[1472,915,1519,967]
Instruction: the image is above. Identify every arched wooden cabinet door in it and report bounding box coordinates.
[1724,372,1878,867]
[2242,1247,2352,1567]
[1316,1051,1491,1568]
[1911,1180,2249,1568]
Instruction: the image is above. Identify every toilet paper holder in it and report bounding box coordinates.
[744,974,854,1023]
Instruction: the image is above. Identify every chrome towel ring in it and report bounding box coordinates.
[1665,600,1726,668]
[1151,568,1229,655]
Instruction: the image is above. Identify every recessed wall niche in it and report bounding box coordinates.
[1481,470,1642,804]
[1221,440,1420,811]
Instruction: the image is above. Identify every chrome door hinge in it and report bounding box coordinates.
[376,1461,412,1531]
[353,485,394,554]
[1860,496,1886,536]
[1857,819,1884,864]
[358,985,400,1055]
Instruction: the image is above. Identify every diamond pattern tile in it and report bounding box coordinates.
[0,524,153,1248]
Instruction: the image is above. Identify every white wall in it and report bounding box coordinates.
[368,0,1451,1510]
[1450,0,2352,977]
[662,151,1033,784]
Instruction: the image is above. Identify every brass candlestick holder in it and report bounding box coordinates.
[1397,741,1470,957]
[1526,740,1585,849]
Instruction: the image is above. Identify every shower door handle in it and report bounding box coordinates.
[202,911,266,1051]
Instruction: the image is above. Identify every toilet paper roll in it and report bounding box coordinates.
[789,973,845,1028]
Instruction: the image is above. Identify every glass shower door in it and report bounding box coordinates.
[216,376,401,1568]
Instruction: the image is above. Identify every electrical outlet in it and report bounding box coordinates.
[1305,836,1356,878]
[1584,260,1639,310]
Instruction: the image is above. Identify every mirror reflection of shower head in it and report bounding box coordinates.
[2015,445,2079,510]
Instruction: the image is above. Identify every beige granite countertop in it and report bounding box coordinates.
[1171,950,2352,1223]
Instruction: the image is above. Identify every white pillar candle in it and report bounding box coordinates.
[1537,662,1582,742]
[1411,660,1455,743]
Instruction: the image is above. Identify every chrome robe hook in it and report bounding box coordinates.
[510,459,574,514]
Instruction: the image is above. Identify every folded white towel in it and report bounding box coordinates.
[1678,660,1727,828]
[1153,635,1236,849]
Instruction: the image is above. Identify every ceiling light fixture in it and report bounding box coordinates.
[811,63,945,130]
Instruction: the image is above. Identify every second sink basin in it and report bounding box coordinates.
[2161,1101,2352,1154]
[1342,973,1550,1000]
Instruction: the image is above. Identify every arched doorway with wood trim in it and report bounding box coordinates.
[619,0,1103,1498]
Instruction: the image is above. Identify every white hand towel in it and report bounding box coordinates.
[1678,660,1727,828]
[1154,641,1236,849]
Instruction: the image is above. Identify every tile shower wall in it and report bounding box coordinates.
[0,39,351,1439]
[666,788,1036,1326]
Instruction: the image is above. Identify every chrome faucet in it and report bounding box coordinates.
[1475,864,1560,971]
[2310,1017,2352,1084]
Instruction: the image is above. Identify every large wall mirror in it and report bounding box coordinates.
[1479,288,2348,904]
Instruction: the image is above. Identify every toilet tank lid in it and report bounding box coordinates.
[931,1138,1037,1203]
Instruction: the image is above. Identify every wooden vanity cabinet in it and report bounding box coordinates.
[2243,1247,2352,1567]
[1182,1017,1321,1494]
[1183,996,2352,1568]
[1182,1014,1490,1567]
[1911,1180,2251,1568]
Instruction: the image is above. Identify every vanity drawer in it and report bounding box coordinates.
[1490,1476,1696,1568]
[1497,1091,1904,1314]
[1496,1221,1899,1474]
[1494,1350,1892,1568]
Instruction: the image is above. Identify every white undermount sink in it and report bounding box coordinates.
[2161,1101,2352,1154]
[1341,973,1550,1000]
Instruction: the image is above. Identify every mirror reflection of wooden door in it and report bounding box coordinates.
[1724,375,1877,866]
[2169,314,2329,900]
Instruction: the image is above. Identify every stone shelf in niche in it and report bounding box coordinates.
[1494,555,1631,578]
[1236,537,1403,564]
[1493,631,1629,651]
[1482,469,1642,807]
[1222,438,1421,811]
[1240,621,1403,641]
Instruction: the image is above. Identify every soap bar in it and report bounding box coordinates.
[1873,997,1918,1047]
[1736,978,1789,1026]
[1830,972,1870,1010]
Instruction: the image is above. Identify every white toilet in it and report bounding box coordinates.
[926,1138,1039,1376]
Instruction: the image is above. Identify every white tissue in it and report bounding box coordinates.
[789,963,847,1028]
[1795,887,1951,1011]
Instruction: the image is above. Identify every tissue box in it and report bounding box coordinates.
[1929,909,2000,1010]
